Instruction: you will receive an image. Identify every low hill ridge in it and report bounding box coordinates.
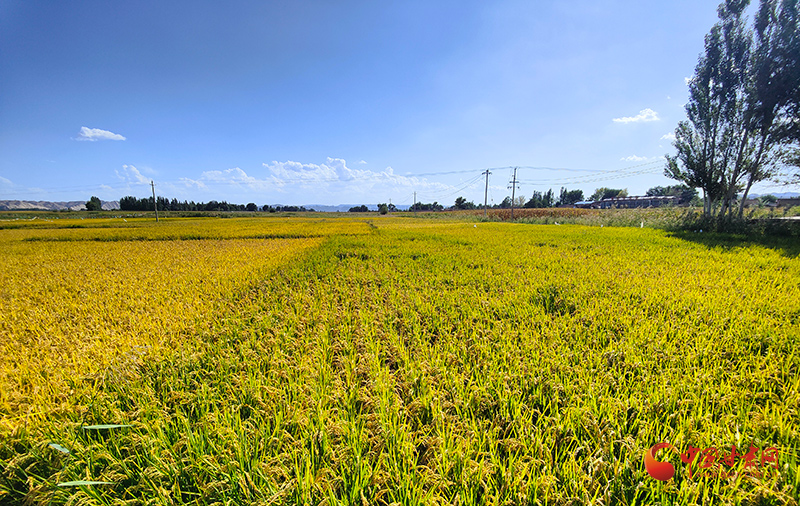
[0,200,120,211]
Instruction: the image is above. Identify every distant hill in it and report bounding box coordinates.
[749,192,800,199]
[306,204,411,212]
[0,200,415,213]
[0,200,120,211]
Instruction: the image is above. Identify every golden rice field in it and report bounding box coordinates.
[0,215,798,505]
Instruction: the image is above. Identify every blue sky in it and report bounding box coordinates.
[2,0,788,206]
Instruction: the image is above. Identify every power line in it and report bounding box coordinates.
[410,168,494,176]
[414,174,484,201]
[519,170,663,187]
[518,161,665,186]
[517,159,665,174]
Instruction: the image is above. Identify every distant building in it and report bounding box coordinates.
[574,196,678,209]
[777,198,800,208]
[742,197,798,208]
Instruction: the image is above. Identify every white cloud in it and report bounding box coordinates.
[358,160,367,164]
[173,158,466,204]
[620,155,648,162]
[661,133,676,141]
[620,155,666,164]
[115,164,149,184]
[263,158,370,187]
[612,108,660,124]
[258,157,452,195]
[199,167,265,187]
[179,178,207,190]
[75,126,126,141]
[136,165,157,176]
[0,176,13,194]
[178,167,274,194]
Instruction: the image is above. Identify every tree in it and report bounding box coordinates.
[755,0,800,184]
[454,196,477,210]
[666,0,800,219]
[590,188,628,201]
[544,189,555,207]
[378,203,388,215]
[758,194,778,206]
[557,188,584,206]
[349,205,369,212]
[524,189,555,208]
[646,184,699,204]
[784,149,800,183]
[411,201,443,211]
[85,196,102,211]
[119,195,267,212]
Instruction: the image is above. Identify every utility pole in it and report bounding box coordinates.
[150,180,159,223]
[482,169,491,217]
[413,191,416,214]
[508,167,519,221]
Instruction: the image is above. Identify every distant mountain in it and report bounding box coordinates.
[0,200,417,212]
[0,200,120,211]
[300,204,349,212]
[749,192,800,199]
[305,204,411,212]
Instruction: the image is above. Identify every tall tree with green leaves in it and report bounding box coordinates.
[85,196,102,211]
[754,0,800,186]
[557,188,584,206]
[524,189,555,208]
[666,0,799,219]
[590,187,628,201]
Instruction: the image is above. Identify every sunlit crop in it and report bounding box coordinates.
[1,216,798,505]
[0,218,344,431]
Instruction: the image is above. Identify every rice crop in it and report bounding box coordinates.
[0,218,346,430]
[1,216,798,505]
[0,216,370,240]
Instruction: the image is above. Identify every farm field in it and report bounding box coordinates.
[0,216,798,505]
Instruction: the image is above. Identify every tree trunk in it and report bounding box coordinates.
[721,124,750,220]
[737,131,770,218]
[738,177,755,218]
